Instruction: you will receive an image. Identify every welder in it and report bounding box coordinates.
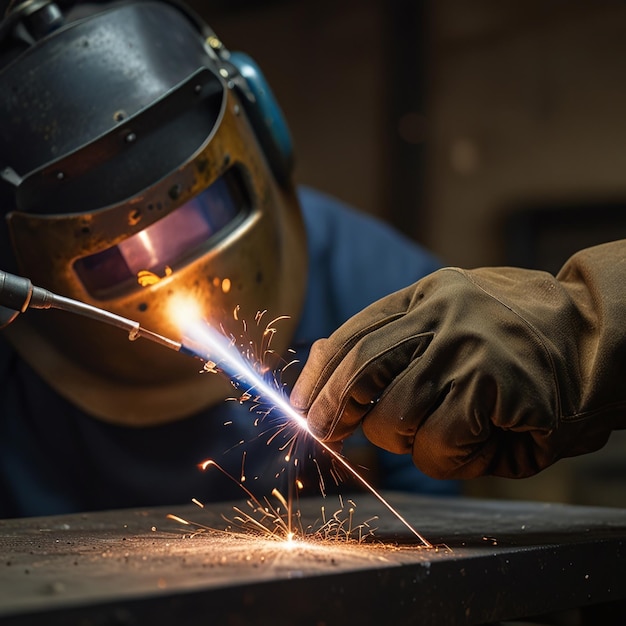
[293,239,626,480]
[0,0,457,518]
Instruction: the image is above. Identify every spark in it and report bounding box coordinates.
[196,460,300,541]
[174,311,432,548]
[240,451,247,482]
[167,473,380,545]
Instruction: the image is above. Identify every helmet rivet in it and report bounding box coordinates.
[194,84,202,94]
[206,36,222,50]
[55,171,65,180]
[168,184,182,200]
[125,131,137,143]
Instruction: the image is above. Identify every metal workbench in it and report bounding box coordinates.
[1,492,625,625]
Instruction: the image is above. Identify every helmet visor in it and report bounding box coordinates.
[73,172,246,298]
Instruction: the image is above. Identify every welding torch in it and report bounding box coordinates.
[0,268,183,352]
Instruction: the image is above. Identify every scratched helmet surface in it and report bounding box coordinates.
[0,0,307,425]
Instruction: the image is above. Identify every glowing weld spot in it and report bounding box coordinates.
[169,295,202,330]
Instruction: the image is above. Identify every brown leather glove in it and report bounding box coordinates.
[291,240,626,479]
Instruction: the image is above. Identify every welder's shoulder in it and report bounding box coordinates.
[297,185,398,240]
[296,185,442,285]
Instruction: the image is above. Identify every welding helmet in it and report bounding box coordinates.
[0,0,307,425]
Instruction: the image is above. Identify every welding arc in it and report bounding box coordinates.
[179,319,433,548]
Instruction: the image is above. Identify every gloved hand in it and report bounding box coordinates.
[291,240,626,479]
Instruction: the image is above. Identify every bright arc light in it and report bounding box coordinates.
[169,295,203,330]
[173,310,311,434]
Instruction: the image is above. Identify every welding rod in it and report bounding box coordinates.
[0,269,182,352]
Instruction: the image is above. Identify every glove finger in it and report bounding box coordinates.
[408,367,548,479]
[360,341,495,478]
[305,329,433,442]
[359,365,495,479]
[291,285,423,413]
[360,363,434,455]
[411,384,493,479]
[408,329,562,478]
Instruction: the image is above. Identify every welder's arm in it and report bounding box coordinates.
[291,240,626,480]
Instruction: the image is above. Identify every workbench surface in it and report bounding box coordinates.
[1,493,625,625]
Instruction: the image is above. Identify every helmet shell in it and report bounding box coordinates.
[0,1,307,425]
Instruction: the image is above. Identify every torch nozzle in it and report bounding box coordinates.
[0,269,182,352]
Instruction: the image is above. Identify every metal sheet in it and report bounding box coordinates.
[1,493,626,625]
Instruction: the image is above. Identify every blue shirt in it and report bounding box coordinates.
[0,187,457,519]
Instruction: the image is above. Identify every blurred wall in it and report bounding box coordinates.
[197,0,391,223]
[425,0,626,268]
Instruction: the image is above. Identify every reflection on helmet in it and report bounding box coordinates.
[74,171,248,299]
[0,0,307,426]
